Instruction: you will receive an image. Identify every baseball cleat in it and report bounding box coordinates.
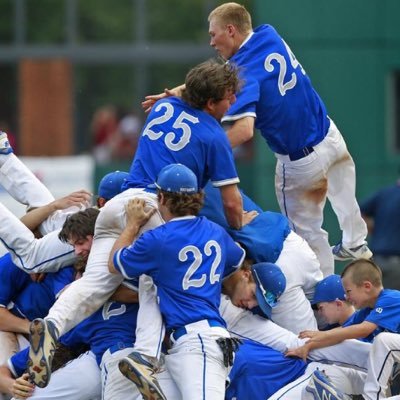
[118,351,166,400]
[27,319,58,388]
[332,242,373,261]
[306,369,351,400]
[0,131,13,155]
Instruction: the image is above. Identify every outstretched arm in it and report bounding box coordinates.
[141,84,186,113]
[20,190,92,232]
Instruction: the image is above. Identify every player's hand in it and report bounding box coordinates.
[125,198,156,229]
[12,373,34,399]
[285,345,310,362]
[142,87,182,113]
[299,330,325,340]
[242,210,259,226]
[30,272,46,283]
[51,190,92,211]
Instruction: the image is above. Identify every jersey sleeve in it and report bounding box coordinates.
[365,296,400,333]
[207,129,240,188]
[113,230,159,280]
[8,347,29,378]
[222,235,246,279]
[222,75,259,122]
[0,255,29,307]
[50,266,75,298]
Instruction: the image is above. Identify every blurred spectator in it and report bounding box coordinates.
[91,105,119,164]
[360,175,400,289]
[111,108,142,160]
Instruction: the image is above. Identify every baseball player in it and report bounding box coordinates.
[143,2,372,277]
[109,164,245,400]
[312,274,380,341]
[0,170,127,275]
[27,61,252,390]
[201,182,323,333]
[287,259,400,399]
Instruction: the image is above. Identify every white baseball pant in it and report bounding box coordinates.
[363,332,400,400]
[166,324,230,400]
[269,361,367,399]
[272,231,322,334]
[46,189,164,353]
[101,347,181,400]
[12,351,101,400]
[275,119,368,277]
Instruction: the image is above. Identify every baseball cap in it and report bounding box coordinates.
[149,163,199,194]
[311,274,346,305]
[98,171,129,200]
[251,262,286,319]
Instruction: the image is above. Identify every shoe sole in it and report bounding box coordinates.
[27,320,55,388]
[119,359,166,400]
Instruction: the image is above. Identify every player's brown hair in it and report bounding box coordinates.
[239,258,255,281]
[341,259,383,287]
[208,2,252,35]
[58,208,100,243]
[157,190,204,217]
[181,60,241,110]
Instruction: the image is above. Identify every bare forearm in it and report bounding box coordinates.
[20,203,56,231]
[0,308,30,334]
[0,366,14,395]
[225,117,255,148]
[109,285,139,303]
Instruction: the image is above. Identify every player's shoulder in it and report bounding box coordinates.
[377,289,400,305]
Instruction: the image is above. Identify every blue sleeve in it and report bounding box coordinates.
[49,266,75,297]
[222,75,259,121]
[113,230,159,279]
[223,236,246,277]
[207,128,240,187]
[9,348,29,377]
[0,254,30,307]
[365,293,400,333]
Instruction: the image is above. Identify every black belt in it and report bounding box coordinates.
[288,146,314,161]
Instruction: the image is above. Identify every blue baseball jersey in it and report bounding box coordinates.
[364,289,400,333]
[342,308,378,343]
[223,25,330,155]
[114,216,245,331]
[0,253,74,320]
[226,339,306,400]
[9,300,139,376]
[200,182,291,267]
[123,97,239,190]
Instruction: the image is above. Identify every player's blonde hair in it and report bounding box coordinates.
[341,259,383,288]
[208,2,252,35]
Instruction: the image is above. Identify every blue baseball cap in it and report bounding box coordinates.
[251,262,286,319]
[149,163,199,194]
[311,274,346,305]
[98,171,129,200]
